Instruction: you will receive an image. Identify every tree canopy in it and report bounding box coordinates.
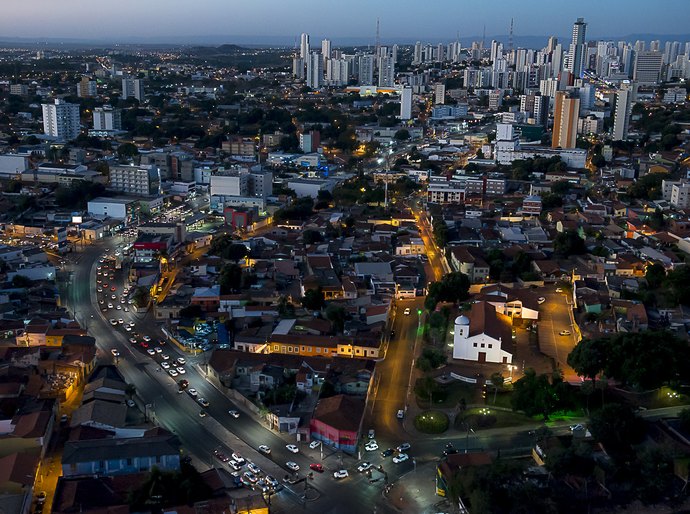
[424,272,470,310]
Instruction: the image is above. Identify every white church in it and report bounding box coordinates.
[452,301,514,364]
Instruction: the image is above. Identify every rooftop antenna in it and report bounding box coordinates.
[375,18,381,56]
[509,18,514,53]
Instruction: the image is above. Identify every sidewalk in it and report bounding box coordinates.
[383,462,452,514]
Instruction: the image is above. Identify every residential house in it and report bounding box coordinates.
[310,395,364,454]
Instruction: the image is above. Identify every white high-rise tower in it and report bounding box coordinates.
[566,18,587,77]
[300,33,310,59]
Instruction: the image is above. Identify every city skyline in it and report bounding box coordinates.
[2,0,690,43]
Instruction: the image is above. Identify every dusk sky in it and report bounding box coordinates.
[2,0,690,42]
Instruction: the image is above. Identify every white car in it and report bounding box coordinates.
[357,462,372,472]
[161,362,170,369]
[229,410,240,418]
[247,462,261,475]
[231,452,245,464]
[537,297,546,304]
[187,388,198,397]
[116,305,122,310]
[286,461,300,471]
[176,367,186,374]
[559,330,572,336]
[258,445,271,455]
[556,288,564,293]
[393,453,409,464]
[168,369,179,377]
[286,444,299,453]
[333,470,349,479]
[125,326,132,332]
[154,347,162,354]
[177,357,186,365]
[309,440,321,449]
[146,349,156,356]
[110,349,120,357]
[404,308,411,315]
[107,303,113,309]
[129,338,137,344]
[109,319,118,326]
[365,441,379,452]
[143,335,151,342]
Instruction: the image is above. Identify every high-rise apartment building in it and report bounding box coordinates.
[92,105,122,132]
[413,42,423,65]
[612,81,636,141]
[306,52,323,89]
[378,56,395,87]
[434,83,446,105]
[292,57,305,79]
[566,18,587,77]
[300,33,310,59]
[358,55,375,85]
[400,86,413,120]
[76,76,97,98]
[321,39,331,67]
[42,99,80,141]
[122,78,145,102]
[633,51,663,85]
[552,91,580,149]
[109,164,160,196]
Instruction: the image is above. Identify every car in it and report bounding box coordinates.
[309,440,321,449]
[161,362,170,369]
[177,357,186,365]
[109,318,118,326]
[231,452,245,464]
[258,445,271,455]
[265,475,279,488]
[36,492,46,505]
[365,441,379,452]
[110,286,117,292]
[154,347,162,353]
[286,444,299,453]
[228,460,242,471]
[198,398,210,407]
[110,349,120,357]
[111,294,117,300]
[247,462,261,475]
[444,447,459,456]
[129,337,137,344]
[396,442,411,452]
[404,308,411,315]
[126,399,135,408]
[397,409,405,419]
[97,287,103,293]
[99,299,105,305]
[168,369,178,377]
[158,340,166,346]
[128,321,136,327]
[393,453,409,464]
[143,335,151,342]
[381,448,394,458]
[333,470,349,479]
[125,326,132,332]
[559,330,572,336]
[162,354,170,360]
[286,461,300,471]
[102,283,108,288]
[556,287,564,293]
[176,367,186,374]
[187,388,198,397]
[537,297,546,304]
[116,305,122,310]
[178,379,189,389]
[368,428,375,439]
[570,423,585,432]
[140,342,149,348]
[309,463,324,472]
[199,410,207,417]
[229,410,240,418]
[146,348,156,356]
[357,462,372,472]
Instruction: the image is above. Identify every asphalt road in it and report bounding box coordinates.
[537,288,579,380]
[65,239,399,514]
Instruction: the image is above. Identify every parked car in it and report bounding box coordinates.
[365,441,379,452]
[286,461,300,471]
[286,444,299,453]
[381,448,395,458]
[396,443,411,452]
[309,463,324,472]
[393,453,409,464]
[368,428,375,439]
[537,297,546,304]
[559,330,571,336]
[309,440,321,449]
[404,308,411,315]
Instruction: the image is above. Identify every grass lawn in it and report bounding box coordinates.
[415,379,476,409]
[489,390,514,410]
[454,407,533,431]
[415,410,450,434]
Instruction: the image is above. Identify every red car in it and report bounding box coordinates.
[309,463,324,472]
[111,286,117,291]
[139,342,149,349]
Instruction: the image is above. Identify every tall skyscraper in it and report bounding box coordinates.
[400,86,413,120]
[378,56,395,87]
[122,78,145,102]
[292,57,305,79]
[552,91,580,149]
[566,18,587,77]
[613,81,636,141]
[42,99,80,141]
[300,33,310,59]
[413,41,423,65]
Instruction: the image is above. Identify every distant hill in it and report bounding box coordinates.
[186,44,246,56]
